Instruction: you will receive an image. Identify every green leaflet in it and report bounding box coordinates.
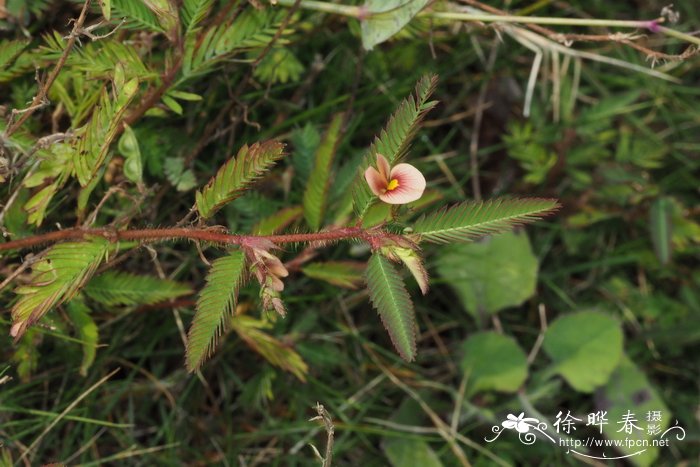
[301,261,365,289]
[231,315,308,382]
[182,8,290,78]
[186,250,246,372]
[84,271,192,306]
[365,253,417,361]
[73,78,139,187]
[67,299,99,377]
[252,205,303,235]
[181,0,214,32]
[196,140,285,219]
[112,0,165,32]
[303,114,344,231]
[411,198,560,244]
[11,239,111,340]
[352,74,437,219]
[649,196,673,265]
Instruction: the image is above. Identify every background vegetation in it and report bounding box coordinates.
[1,0,698,465]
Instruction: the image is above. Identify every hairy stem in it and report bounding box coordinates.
[0,226,378,252]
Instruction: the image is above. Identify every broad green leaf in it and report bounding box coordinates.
[365,253,417,361]
[84,271,192,306]
[542,311,623,392]
[196,141,285,219]
[361,0,431,50]
[303,114,344,230]
[67,299,99,376]
[435,231,538,318]
[411,198,560,244]
[11,239,111,340]
[460,331,528,395]
[186,250,246,372]
[301,261,365,289]
[599,356,670,467]
[650,197,672,265]
[352,74,437,219]
[384,438,443,467]
[231,315,308,381]
[118,124,143,184]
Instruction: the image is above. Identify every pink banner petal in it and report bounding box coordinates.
[376,154,391,180]
[365,166,388,197]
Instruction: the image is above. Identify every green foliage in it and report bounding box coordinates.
[196,141,285,219]
[10,239,110,340]
[112,0,165,32]
[66,299,99,376]
[365,253,417,361]
[649,197,673,265]
[301,261,365,289]
[460,331,528,395]
[600,356,670,466]
[254,48,304,84]
[186,250,246,372]
[352,74,438,218]
[412,198,560,244]
[435,231,538,318]
[384,438,443,467]
[83,271,192,306]
[73,78,139,186]
[231,315,308,381]
[181,0,214,33]
[302,114,343,230]
[361,0,431,50]
[543,311,624,393]
[164,157,198,192]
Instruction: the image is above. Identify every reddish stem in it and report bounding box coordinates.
[0,226,373,252]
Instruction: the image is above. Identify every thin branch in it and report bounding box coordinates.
[3,0,92,140]
[0,225,397,252]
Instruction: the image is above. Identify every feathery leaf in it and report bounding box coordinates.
[196,141,285,219]
[231,315,308,381]
[112,0,165,32]
[365,253,417,361]
[252,205,303,235]
[84,271,192,306]
[352,74,438,219]
[181,0,214,32]
[10,239,110,340]
[411,198,560,244]
[73,78,139,186]
[186,250,246,372]
[303,114,344,231]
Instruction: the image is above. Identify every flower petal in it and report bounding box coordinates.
[376,154,391,180]
[379,163,426,204]
[515,422,531,433]
[364,166,387,197]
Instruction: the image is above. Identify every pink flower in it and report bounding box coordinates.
[364,154,426,204]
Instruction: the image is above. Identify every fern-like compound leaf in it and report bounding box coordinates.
[303,114,344,231]
[411,198,560,244]
[365,253,417,362]
[84,271,192,306]
[186,250,246,372]
[196,141,285,220]
[352,74,438,219]
[10,239,111,340]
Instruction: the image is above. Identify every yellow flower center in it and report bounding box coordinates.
[386,179,400,191]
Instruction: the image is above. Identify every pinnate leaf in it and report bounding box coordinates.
[196,141,285,219]
[352,74,437,218]
[365,253,417,361]
[84,271,192,306]
[412,198,560,244]
[186,250,246,372]
[303,114,344,230]
[11,239,110,340]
